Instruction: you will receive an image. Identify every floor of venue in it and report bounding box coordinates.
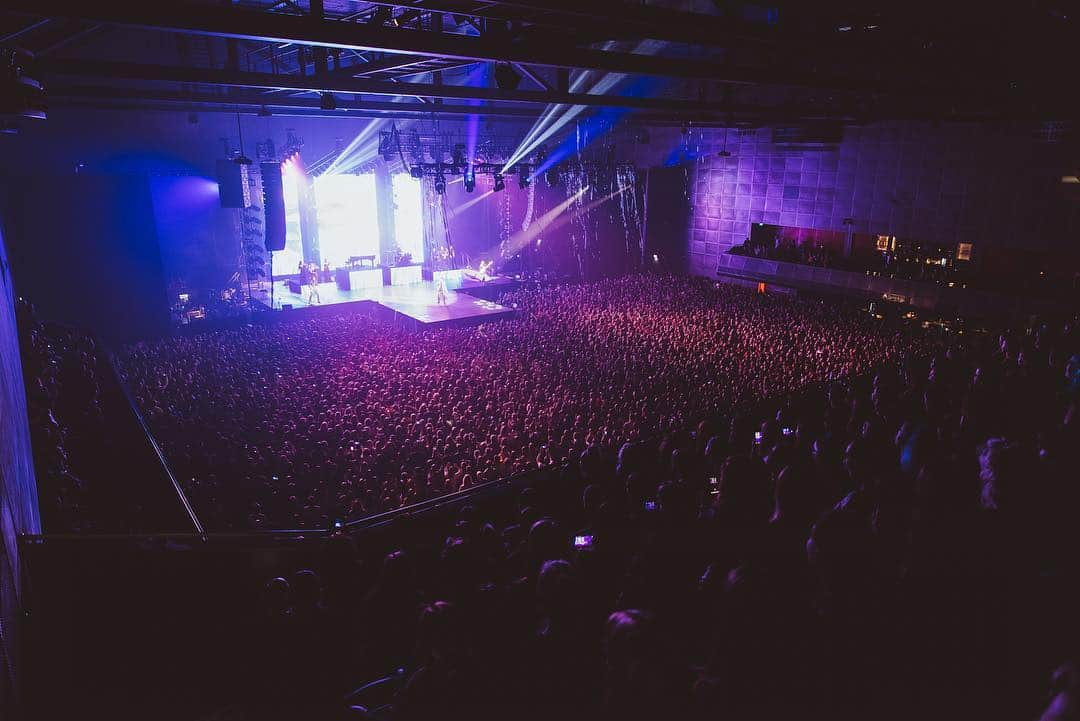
[259,274,517,327]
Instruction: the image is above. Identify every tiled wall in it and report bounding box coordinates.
[626,122,1075,277]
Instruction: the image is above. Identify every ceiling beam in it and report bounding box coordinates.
[512,63,552,91]
[330,53,434,77]
[357,0,774,48]
[47,83,1023,123]
[38,58,739,112]
[47,85,549,118]
[0,17,49,43]
[4,0,881,88]
[46,86,770,125]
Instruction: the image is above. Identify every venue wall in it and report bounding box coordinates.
[623,123,1080,278]
[0,174,170,341]
[0,218,38,715]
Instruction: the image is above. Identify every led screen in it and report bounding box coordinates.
[313,174,380,266]
[392,173,424,263]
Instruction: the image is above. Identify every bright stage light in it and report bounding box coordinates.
[313,174,379,266]
[392,173,424,263]
[464,165,476,193]
[518,171,530,189]
[278,156,305,272]
[479,184,592,261]
[454,188,494,213]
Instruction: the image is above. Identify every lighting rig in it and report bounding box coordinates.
[409,161,532,194]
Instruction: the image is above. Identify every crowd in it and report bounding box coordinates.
[17,300,109,531]
[221,309,1078,721]
[731,235,838,268]
[118,275,910,530]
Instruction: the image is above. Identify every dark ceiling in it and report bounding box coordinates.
[2,1,1078,126]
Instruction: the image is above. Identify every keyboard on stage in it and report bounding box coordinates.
[347,255,377,268]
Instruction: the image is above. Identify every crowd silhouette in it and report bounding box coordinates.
[225,301,1078,721]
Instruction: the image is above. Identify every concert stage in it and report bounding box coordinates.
[259,272,518,329]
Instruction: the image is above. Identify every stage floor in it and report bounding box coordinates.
[259,274,517,328]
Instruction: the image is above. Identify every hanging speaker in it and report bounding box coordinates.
[261,161,286,252]
[216,159,249,208]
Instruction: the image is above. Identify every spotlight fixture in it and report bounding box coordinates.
[379,129,398,161]
[1,48,46,122]
[493,173,505,192]
[494,62,522,91]
[464,165,476,193]
[319,92,337,110]
[518,171,530,189]
[370,6,392,25]
[410,165,423,179]
[434,175,446,195]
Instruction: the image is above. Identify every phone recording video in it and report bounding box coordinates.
[573,534,594,548]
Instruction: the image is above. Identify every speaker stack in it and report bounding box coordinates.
[216,159,250,208]
[261,162,286,252]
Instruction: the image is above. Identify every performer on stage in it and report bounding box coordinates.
[306,263,321,305]
[435,275,448,306]
[463,259,495,283]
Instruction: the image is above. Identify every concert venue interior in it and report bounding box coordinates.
[1,2,1079,719]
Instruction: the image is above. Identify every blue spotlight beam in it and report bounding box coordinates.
[503,41,666,172]
[323,118,385,176]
